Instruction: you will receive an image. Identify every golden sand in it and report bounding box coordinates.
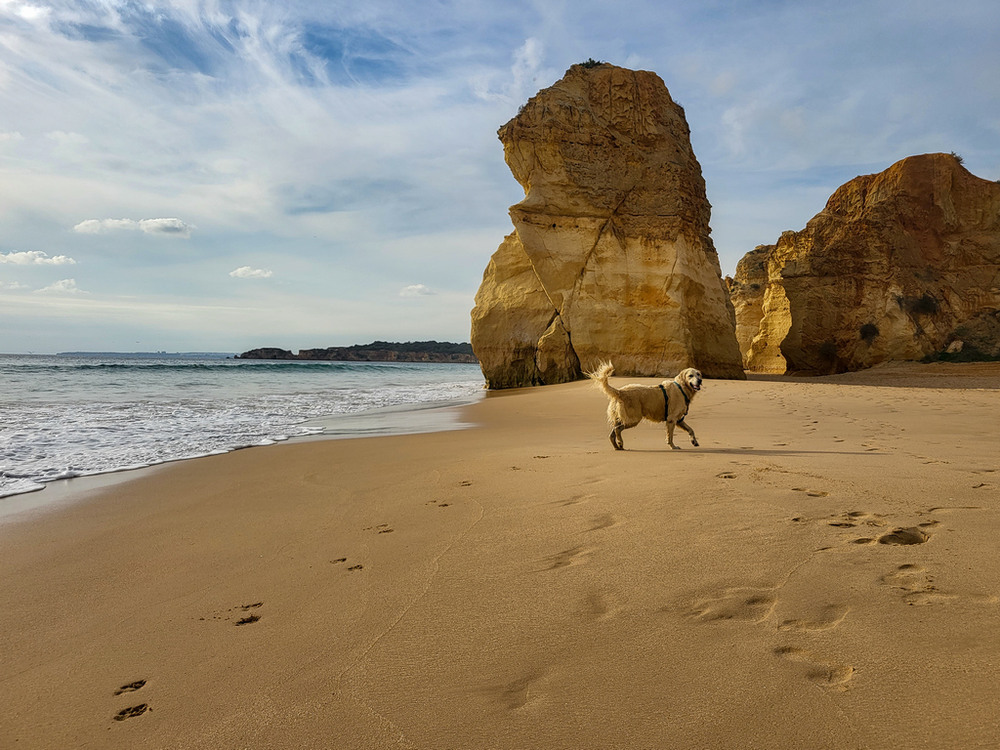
[2,362,999,748]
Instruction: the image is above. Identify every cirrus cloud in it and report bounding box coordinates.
[73,218,194,238]
[229,266,273,279]
[0,250,77,265]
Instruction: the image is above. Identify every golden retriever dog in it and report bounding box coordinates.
[588,361,702,451]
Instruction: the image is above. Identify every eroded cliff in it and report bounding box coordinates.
[732,153,1000,373]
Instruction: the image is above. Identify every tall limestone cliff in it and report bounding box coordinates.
[470,63,745,388]
[732,153,1000,374]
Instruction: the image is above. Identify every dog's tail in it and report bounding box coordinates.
[587,361,622,403]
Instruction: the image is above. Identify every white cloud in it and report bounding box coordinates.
[72,218,194,238]
[12,3,51,22]
[229,266,273,279]
[510,38,544,98]
[399,284,436,297]
[35,278,84,294]
[0,250,76,265]
[73,219,135,234]
[0,131,24,142]
[0,280,30,290]
[472,37,556,105]
[138,218,194,237]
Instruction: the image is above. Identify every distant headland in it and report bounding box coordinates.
[236,341,477,364]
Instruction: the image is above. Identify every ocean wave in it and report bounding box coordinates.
[0,357,484,502]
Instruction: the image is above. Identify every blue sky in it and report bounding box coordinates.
[1,0,997,353]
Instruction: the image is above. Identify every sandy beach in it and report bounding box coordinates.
[2,362,1000,749]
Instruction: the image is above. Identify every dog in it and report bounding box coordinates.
[588,361,703,451]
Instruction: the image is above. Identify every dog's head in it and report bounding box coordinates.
[677,367,703,393]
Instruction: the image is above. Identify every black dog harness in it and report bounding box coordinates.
[658,382,691,422]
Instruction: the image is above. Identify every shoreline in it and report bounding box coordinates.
[4,358,998,520]
[0,394,484,523]
[2,362,999,748]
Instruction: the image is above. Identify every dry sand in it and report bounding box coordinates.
[2,361,1000,749]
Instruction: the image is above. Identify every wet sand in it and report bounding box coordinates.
[2,361,999,749]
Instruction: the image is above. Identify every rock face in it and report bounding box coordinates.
[470,63,745,388]
[726,244,772,364]
[731,153,1000,374]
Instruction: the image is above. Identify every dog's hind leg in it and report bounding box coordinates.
[611,419,642,450]
[609,424,623,450]
[677,419,699,447]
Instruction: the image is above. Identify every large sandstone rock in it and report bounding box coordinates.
[732,153,1000,374]
[471,63,745,388]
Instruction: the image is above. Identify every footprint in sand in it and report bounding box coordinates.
[792,487,829,497]
[881,564,941,605]
[777,604,850,632]
[685,587,777,623]
[927,505,983,513]
[542,546,593,571]
[881,563,998,606]
[553,493,594,507]
[488,670,549,710]
[112,680,150,722]
[113,704,150,721]
[583,589,620,621]
[794,511,887,546]
[825,510,887,532]
[683,585,853,690]
[586,513,619,532]
[114,680,146,696]
[774,646,854,691]
[234,602,263,626]
[878,527,930,546]
[200,601,263,625]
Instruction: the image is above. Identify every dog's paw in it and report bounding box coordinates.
[691,439,699,447]
[670,445,681,450]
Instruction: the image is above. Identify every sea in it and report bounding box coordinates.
[0,353,484,501]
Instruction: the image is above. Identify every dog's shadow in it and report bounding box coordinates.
[622,447,883,457]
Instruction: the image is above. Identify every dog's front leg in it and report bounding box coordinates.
[666,421,680,450]
[678,419,699,447]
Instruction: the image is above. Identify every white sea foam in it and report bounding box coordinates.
[0,355,484,500]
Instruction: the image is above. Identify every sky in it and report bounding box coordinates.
[1,1,998,354]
